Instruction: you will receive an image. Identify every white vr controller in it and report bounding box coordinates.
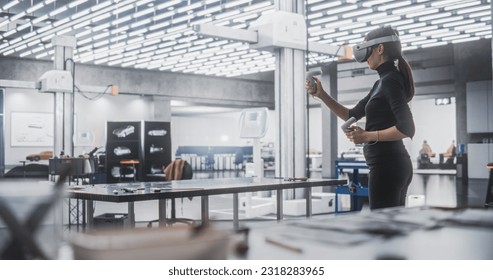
[341,117,357,133]
[306,70,321,91]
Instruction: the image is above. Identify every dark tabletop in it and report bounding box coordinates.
[66,177,347,203]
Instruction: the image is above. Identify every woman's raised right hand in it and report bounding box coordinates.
[305,76,324,99]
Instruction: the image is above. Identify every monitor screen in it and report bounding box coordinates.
[239,108,268,139]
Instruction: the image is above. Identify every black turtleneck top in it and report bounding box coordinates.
[348,60,415,165]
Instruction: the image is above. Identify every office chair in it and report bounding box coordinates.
[233,149,244,170]
[203,152,215,170]
[147,159,195,227]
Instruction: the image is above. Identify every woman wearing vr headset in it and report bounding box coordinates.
[306,26,415,210]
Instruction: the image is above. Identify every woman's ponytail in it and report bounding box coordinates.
[397,56,414,101]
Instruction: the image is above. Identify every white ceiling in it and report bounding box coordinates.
[0,0,491,78]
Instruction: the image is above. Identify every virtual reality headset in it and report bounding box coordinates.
[352,35,400,63]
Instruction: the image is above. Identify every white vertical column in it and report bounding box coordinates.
[321,62,339,179]
[52,36,76,158]
[274,0,307,199]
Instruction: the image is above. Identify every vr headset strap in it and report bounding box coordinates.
[356,35,400,49]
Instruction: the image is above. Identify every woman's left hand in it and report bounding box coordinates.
[345,126,367,144]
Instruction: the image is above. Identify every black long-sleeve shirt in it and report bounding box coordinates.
[348,60,415,165]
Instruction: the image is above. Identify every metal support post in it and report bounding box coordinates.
[52,36,76,158]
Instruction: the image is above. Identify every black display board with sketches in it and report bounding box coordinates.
[143,121,171,181]
[106,121,142,183]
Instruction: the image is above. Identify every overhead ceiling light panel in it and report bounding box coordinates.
[113,4,134,15]
[309,1,341,11]
[421,41,448,48]
[136,0,154,7]
[325,4,358,15]
[309,15,338,26]
[68,0,89,9]
[454,22,486,31]
[197,6,222,17]
[377,1,411,12]
[456,5,490,14]
[71,9,90,20]
[443,0,482,11]
[131,18,151,28]
[419,12,451,21]
[410,25,438,34]
[243,2,272,12]
[214,10,241,20]
[92,13,112,23]
[53,18,70,27]
[27,39,41,47]
[49,6,68,17]
[27,2,45,13]
[225,0,252,8]
[58,27,74,35]
[356,12,387,23]
[17,22,32,32]
[90,1,111,12]
[371,15,401,25]
[133,7,156,18]
[451,36,480,44]
[177,2,203,14]
[392,4,426,15]
[405,8,438,18]
[431,15,464,25]
[11,12,27,21]
[167,24,189,33]
[156,0,181,10]
[470,11,492,18]
[2,0,21,11]
[430,0,464,7]
[342,8,373,18]
[3,29,17,37]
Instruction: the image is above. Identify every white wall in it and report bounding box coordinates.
[5,88,53,165]
[410,98,456,159]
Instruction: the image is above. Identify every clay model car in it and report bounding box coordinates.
[112,125,135,138]
[114,146,131,156]
[26,150,53,161]
[147,129,167,136]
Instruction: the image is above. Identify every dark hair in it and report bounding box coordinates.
[365,26,414,101]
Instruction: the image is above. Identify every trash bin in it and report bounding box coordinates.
[93,213,129,229]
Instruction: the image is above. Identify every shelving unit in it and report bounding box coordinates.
[105,121,142,183]
[143,121,171,182]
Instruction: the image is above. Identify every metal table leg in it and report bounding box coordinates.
[128,202,135,228]
[233,193,239,230]
[201,196,209,226]
[276,189,283,221]
[305,187,312,218]
[86,200,94,229]
[158,199,167,227]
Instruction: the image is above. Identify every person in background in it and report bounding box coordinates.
[442,140,456,158]
[306,25,415,210]
[440,140,456,165]
[421,140,436,158]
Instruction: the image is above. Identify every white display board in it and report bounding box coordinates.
[10,112,54,147]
